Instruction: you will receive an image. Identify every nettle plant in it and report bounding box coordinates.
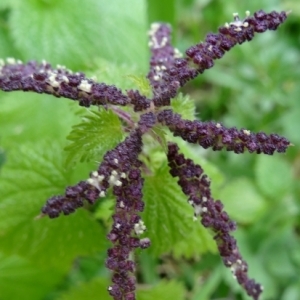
[0,9,291,300]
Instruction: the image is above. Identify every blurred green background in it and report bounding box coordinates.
[0,0,299,299]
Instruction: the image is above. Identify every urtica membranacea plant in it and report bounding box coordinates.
[0,9,290,300]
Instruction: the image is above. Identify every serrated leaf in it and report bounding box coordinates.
[0,141,72,232]
[172,223,217,259]
[216,178,267,224]
[255,155,293,199]
[143,162,195,255]
[0,252,62,300]
[58,277,111,300]
[64,109,123,168]
[127,74,152,97]
[137,280,185,300]
[10,0,147,70]
[171,93,196,120]
[0,141,107,270]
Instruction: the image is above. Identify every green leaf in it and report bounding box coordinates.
[127,74,152,97]
[10,0,148,70]
[0,141,72,232]
[57,278,185,300]
[64,109,123,168]
[0,10,20,58]
[259,226,297,280]
[191,268,222,300]
[171,93,196,120]
[0,141,107,271]
[143,162,195,255]
[254,155,293,199]
[0,92,80,147]
[58,277,111,300]
[280,103,300,147]
[86,58,143,91]
[282,281,300,300]
[216,178,267,224]
[0,146,5,169]
[141,139,223,257]
[172,223,217,259]
[94,197,114,223]
[0,0,15,9]
[0,253,62,300]
[147,0,177,30]
[137,280,185,300]
[143,125,168,159]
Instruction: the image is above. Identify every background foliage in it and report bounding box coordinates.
[0,0,299,299]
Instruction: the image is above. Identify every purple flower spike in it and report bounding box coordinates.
[0,59,130,107]
[146,10,288,105]
[158,109,290,154]
[167,142,263,300]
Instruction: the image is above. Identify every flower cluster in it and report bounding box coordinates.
[146,10,287,107]
[0,9,290,300]
[158,109,290,154]
[167,143,262,299]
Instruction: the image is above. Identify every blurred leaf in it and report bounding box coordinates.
[216,178,267,224]
[204,68,245,90]
[0,92,80,147]
[138,251,159,284]
[280,104,300,147]
[223,229,278,300]
[260,226,297,281]
[58,278,185,300]
[191,267,222,300]
[10,0,148,70]
[64,109,123,168]
[0,142,107,270]
[147,0,176,29]
[137,280,185,300]
[281,281,300,300]
[58,277,111,300]
[0,1,13,9]
[143,162,195,255]
[0,147,5,169]
[171,93,196,120]
[0,253,62,300]
[282,0,300,16]
[0,9,20,58]
[255,155,293,199]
